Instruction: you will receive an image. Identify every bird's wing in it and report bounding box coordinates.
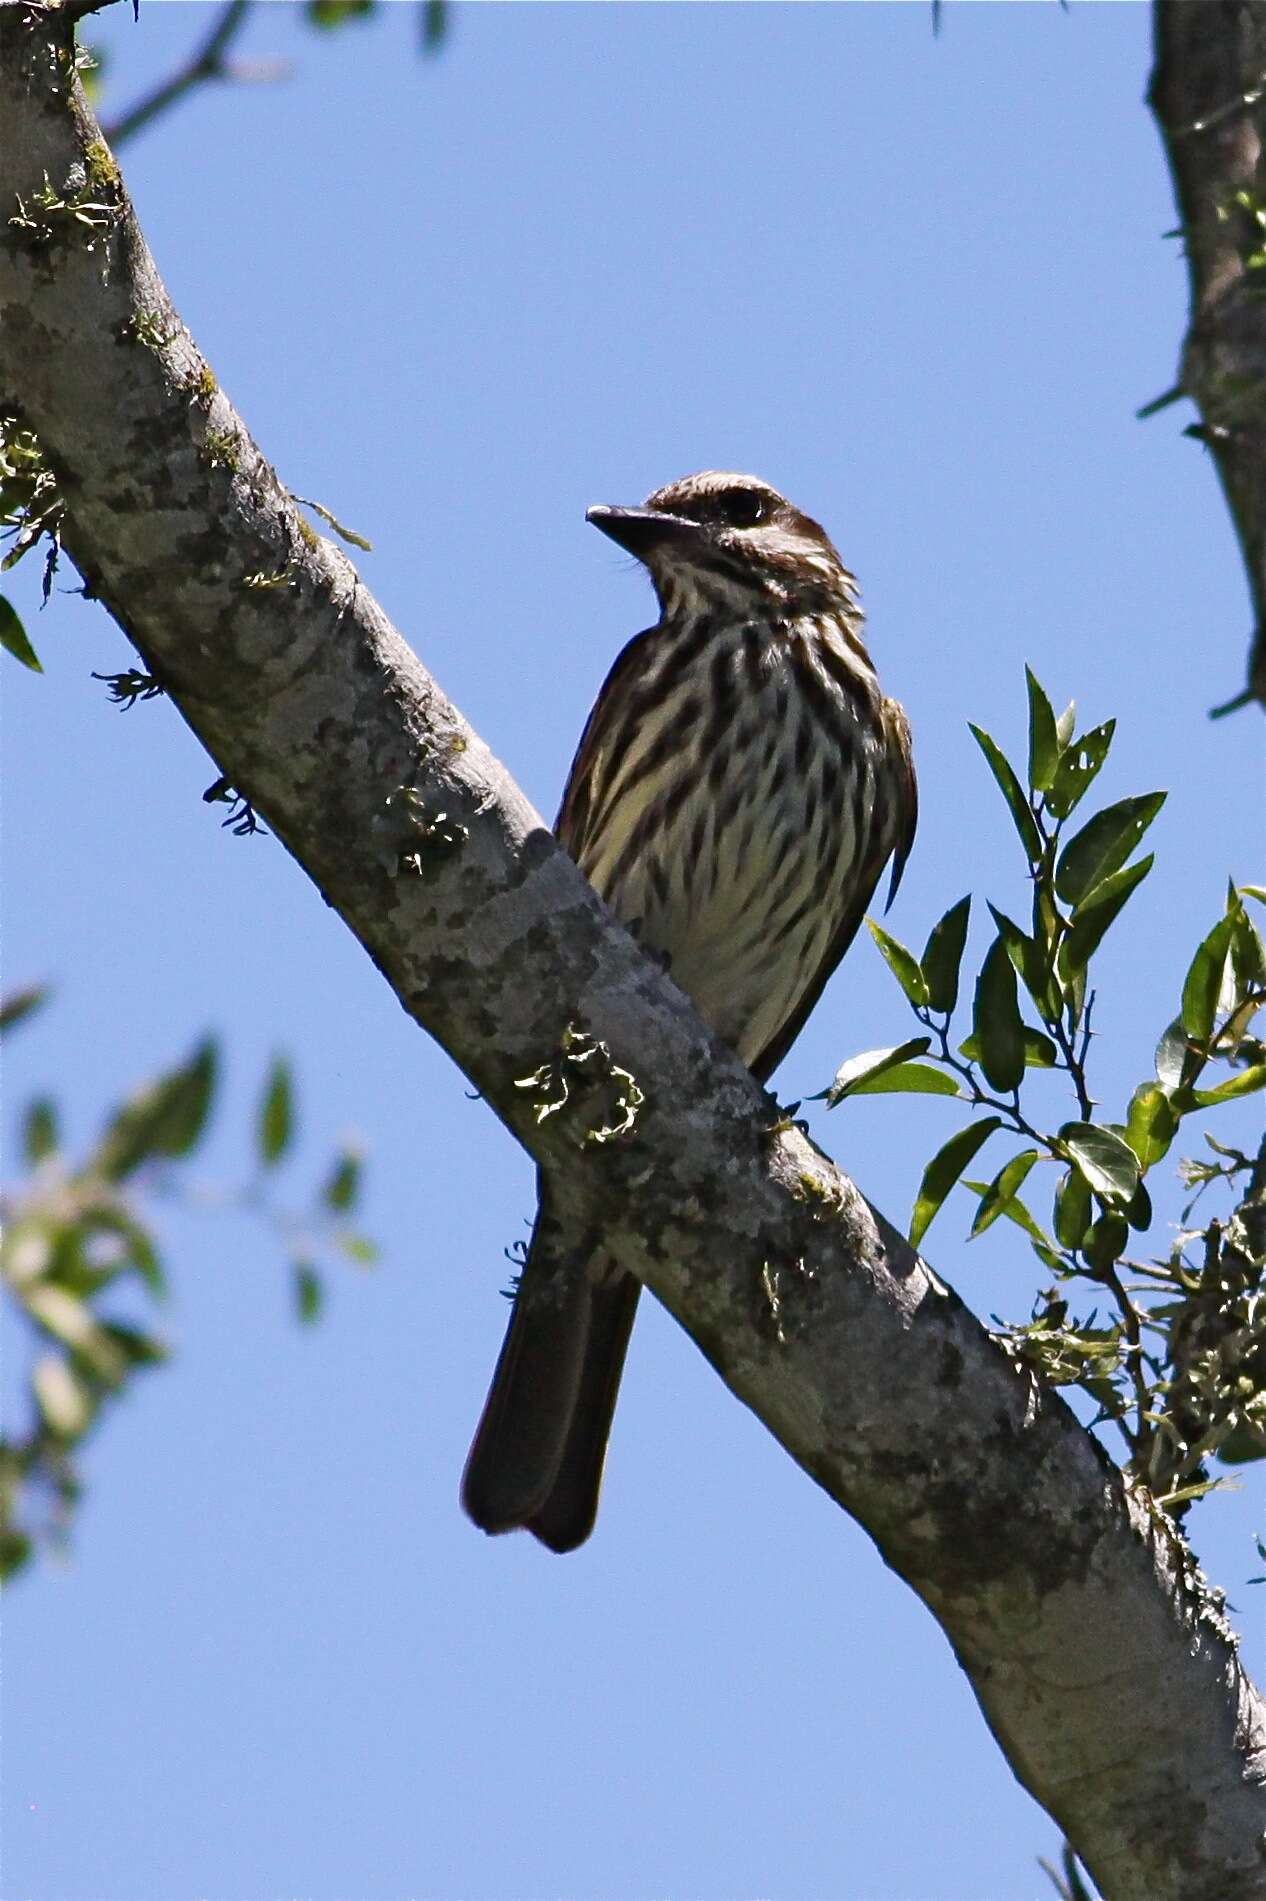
[555,625,659,868]
[883,695,918,912]
[752,696,918,1084]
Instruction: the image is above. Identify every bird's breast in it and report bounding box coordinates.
[576,617,888,1068]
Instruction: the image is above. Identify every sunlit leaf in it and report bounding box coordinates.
[1055,793,1166,906]
[962,1179,1058,1259]
[32,1355,92,1438]
[1154,1016,1199,1093]
[1025,667,1060,792]
[335,1231,379,1266]
[1181,915,1234,1045]
[1044,720,1114,819]
[1231,905,1266,989]
[1057,855,1154,979]
[1054,700,1077,750]
[969,1149,1040,1236]
[1058,1121,1140,1205]
[920,896,971,1015]
[1123,1082,1178,1168]
[969,724,1042,864]
[1191,1065,1266,1107]
[867,921,929,1007]
[909,1116,1002,1247]
[841,1061,961,1099]
[973,936,1026,1092]
[823,1039,933,1104]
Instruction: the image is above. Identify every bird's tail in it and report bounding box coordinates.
[461,1190,640,1553]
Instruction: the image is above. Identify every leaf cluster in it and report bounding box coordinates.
[823,672,1266,1516]
[0,414,65,672]
[1,1007,374,1580]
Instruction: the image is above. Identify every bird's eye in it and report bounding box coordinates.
[719,489,767,529]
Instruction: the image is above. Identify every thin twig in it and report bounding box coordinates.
[102,0,257,149]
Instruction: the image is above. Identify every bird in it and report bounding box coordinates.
[462,470,917,1551]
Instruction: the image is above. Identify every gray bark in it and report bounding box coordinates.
[3,6,1265,1893]
[1150,0,1266,716]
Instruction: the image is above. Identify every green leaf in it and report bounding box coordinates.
[1058,1121,1140,1205]
[94,1039,218,1180]
[334,1231,379,1266]
[323,1148,362,1212]
[0,595,41,671]
[0,984,49,1034]
[973,935,1026,1092]
[294,1263,323,1324]
[1124,1178,1152,1232]
[962,1180,1058,1260]
[968,725,1042,864]
[0,1529,33,1581]
[1044,720,1114,819]
[1084,1209,1129,1273]
[828,1041,927,1102]
[1216,1421,1266,1466]
[824,1039,931,1104]
[867,921,929,1007]
[32,1355,93,1438]
[1231,905,1266,989]
[969,1149,1040,1237]
[842,1061,961,1099]
[958,1027,1057,1069]
[1241,884,1266,905]
[1181,915,1234,1044]
[305,0,374,25]
[1154,1016,1199,1093]
[258,1057,294,1167]
[73,1204,167,1297]
[1124,1083,1178,1168]
[1053,1166,1092,1250]
[1025,667,1060,793]
[909,1117,1002,1247]
[1191,1065,1266,1107]
[987,903,1059,1021]
[920,896,971,1014]
[1055,793,1166,905]
[421,0,448,51]
[1057,855,1155,979]
[22,1098,57,1164]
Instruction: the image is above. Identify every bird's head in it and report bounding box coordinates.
[586,471,857,620]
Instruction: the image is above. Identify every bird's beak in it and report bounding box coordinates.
[586,505,698,560]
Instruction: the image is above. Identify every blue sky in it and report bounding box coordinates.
[4,4,1264,1898]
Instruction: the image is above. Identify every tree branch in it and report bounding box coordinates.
[3,9,1266,1893]
[100,1,278,150]
[1150,0,1266,718]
